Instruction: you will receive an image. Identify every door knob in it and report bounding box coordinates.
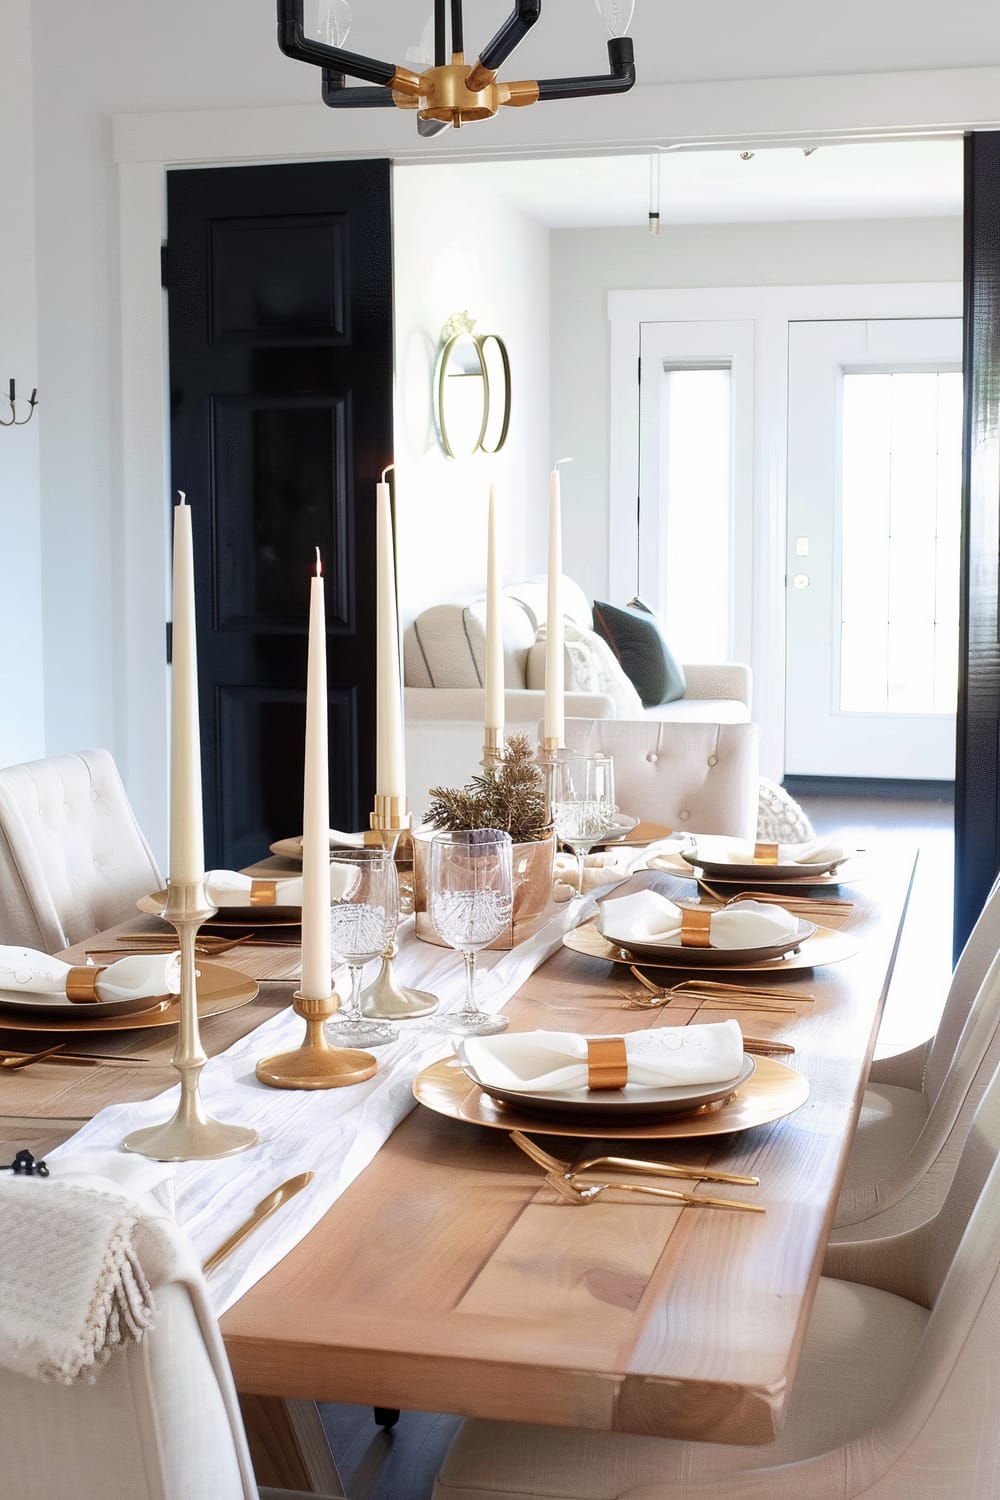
[792,573,810,590]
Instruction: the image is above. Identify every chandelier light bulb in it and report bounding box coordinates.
[594,0,635,37]
[319,0,352,48]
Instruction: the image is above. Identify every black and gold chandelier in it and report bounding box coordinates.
[277,1,636,137]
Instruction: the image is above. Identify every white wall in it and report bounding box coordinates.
[0,1,44,766]
[551,216,964,601]
[392,164,550,624]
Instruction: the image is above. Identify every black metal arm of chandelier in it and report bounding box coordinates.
[276,0,636,138]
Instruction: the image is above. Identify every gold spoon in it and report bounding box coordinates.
[0,1044,67,1070]
[202,1171,314,1273]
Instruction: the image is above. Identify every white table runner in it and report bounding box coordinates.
[48,902,587,1315]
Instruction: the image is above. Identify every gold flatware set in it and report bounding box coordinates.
[696,879,854,919]
[0,1044,157,1070]
[509,1132,764,1214]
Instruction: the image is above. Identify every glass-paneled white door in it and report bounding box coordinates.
[785,318,962,779]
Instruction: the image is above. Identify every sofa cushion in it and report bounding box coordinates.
[525,623,644,716]
[406,598,536,689]
[592,599,687,708]
[506,576,593,633]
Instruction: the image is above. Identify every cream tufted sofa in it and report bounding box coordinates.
[403,576,752,819]
[0,748,162,951]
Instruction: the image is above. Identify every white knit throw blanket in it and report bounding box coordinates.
[0,1177,157,1383]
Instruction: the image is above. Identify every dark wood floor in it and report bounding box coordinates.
[317,788,957,1499]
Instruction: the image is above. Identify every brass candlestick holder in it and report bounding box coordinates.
[481,726,503,769]
[361,793,439,1021]
[255,987,377,1090]
[538,737,566,823]
[123,880,259,1160]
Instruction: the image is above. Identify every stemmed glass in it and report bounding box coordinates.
[428,829,513,1037]
[324,848,399,1049]
[550,752,618,899]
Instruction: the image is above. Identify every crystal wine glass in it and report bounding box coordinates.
[428,829,513,1037]
[324,848,400,1049]
[550,752,618,899]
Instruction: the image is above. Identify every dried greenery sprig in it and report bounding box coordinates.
[425,733,551,843]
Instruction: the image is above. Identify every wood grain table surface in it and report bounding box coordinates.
[0,849,915,1446]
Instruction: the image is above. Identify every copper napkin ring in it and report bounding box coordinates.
[753,842,779,864]
[679,907,713,947]
[586,1036,628,1090]
[65,966,107,1003]
[249,880,278,906]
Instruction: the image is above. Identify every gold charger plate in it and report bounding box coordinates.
[413,1053,809,1140]
[138,889,301,927]
[0,962,258,1034]
[563,917,857,971]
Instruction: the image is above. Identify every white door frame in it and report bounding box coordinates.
[111,65,991,848]
[608,283,963,781]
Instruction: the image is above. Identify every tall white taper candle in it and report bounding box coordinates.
[300,551,331,1000]
[169,494,206,884]
[484,482,504,736]
[543,464,567,746]
[376,466,406,798]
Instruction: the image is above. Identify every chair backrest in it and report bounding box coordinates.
[0,748,162,951]
[0,1190,256,1500]
[561,718,760,840]
[924,869,1000,1105]
[846,1058,1000,1498]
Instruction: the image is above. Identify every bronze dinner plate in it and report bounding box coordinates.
[0,962,258,1034]
[413,1052,809,1140]
[563,918,857,972]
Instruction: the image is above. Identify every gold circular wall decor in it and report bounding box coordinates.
[433,312,511,459]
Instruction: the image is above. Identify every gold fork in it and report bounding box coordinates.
[696,879,852,915]
[509,1129,759,1186]
[624,968,813,1013]
[543,1171,765,1213]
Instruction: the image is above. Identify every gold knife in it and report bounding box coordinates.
[202,1171,314,1274]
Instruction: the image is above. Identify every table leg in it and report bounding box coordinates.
[240,1394,346,1496]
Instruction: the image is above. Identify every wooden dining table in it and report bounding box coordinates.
[0,847,915,1480]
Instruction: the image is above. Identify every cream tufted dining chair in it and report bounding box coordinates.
[830,874,1000,1238]
[432,1058,1000,1500]
[0,748,162,952]
[0,1175,344,1500]
[560,718,760,841]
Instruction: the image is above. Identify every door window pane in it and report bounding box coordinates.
[660,368,731,660]
[839,371,961,715]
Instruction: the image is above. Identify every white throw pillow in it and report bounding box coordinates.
[525,622,645,715]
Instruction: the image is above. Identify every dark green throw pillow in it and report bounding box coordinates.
[591,598,687,708]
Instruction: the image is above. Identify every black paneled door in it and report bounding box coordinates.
[165,161,392,868]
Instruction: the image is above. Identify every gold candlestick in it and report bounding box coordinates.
[123,881,259,1160]
[255,988,377,1090]
[362,794,439,1020]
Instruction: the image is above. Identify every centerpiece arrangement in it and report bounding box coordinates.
[412,735,556,950]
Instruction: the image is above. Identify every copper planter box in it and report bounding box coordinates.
[411,829,556,950]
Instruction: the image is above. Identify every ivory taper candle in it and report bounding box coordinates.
[301,550,332,1000]
[484,482,504,736]
[543,464,567,746]
[168,494,206,885]
[375,465,406,798]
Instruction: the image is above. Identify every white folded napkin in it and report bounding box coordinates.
[463,1020,744,1093]
[599,891,799,950]
[0,947,180,1003]
[205,864,360,907]
[687,835,848,868]
[552,850,634,899]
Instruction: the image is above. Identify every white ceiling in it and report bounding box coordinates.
[428,141,963,228]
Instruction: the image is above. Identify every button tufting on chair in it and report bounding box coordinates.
[0,749,163,953]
